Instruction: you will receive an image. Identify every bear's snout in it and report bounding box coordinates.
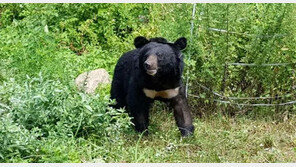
[144,55,158,76]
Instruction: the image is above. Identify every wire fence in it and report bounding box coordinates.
[185,4,296,108]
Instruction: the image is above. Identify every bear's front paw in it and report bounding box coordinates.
[135,123,149,136]
[179,125,194,137]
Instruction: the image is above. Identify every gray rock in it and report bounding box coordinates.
[75,69,111,94]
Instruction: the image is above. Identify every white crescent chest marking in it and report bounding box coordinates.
[143,87,180,99]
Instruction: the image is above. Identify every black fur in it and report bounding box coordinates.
[110,36,194,137]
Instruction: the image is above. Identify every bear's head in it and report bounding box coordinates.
[134,36,187,78]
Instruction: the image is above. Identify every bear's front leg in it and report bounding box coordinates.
[130,106,150,134]
[170,87,194,137]
[127,89,153,134]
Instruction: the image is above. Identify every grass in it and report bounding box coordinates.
[102,107,296,163]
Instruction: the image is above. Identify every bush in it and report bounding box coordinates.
[0,114,41,162]
[1,73,131,137]
[0,74,132,162]
[0,4,157,84]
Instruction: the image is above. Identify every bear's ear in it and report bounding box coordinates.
[174,37,187,50]
[134,36,149,48]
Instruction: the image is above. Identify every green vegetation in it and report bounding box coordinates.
[0,4,295,162]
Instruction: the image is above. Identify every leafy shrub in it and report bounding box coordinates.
[0,74,132,162]
[0,4,152,54]
[0,113,41,162]
[0,4,157,84]
[0,74,131,138]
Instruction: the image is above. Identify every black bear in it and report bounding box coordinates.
[110,36,194,137]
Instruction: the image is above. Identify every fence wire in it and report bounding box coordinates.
[186,3,296,108]
[187,81,296,107]
[207,27,289,38]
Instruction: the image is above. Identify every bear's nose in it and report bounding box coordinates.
[144,61,151,70]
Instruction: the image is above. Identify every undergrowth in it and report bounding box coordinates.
[0,4,295,163]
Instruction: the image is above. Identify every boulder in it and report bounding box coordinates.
[75,69,111,94]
